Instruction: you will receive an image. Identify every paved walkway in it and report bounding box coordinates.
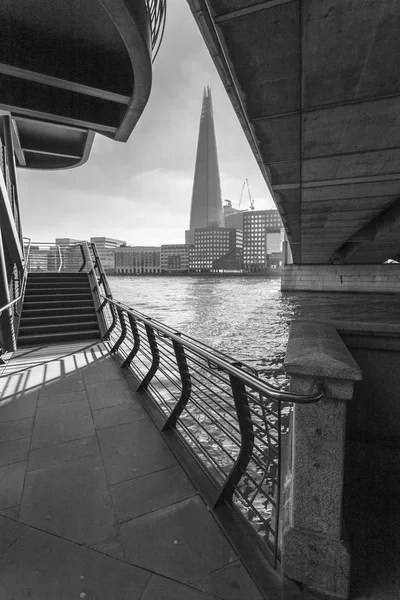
[0,341,264,600]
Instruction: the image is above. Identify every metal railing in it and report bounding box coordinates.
[26,242,90,274]
[88,243,323,568]
[145,0,167,61]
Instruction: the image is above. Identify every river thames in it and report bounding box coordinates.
[109,275,400,384]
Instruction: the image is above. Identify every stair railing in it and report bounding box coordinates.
[79,241,111,338]
[0,237,31,358]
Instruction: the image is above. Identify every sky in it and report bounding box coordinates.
[18,0,274,246]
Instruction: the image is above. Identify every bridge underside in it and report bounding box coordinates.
[188,0,400,265]
[0,0,153,169]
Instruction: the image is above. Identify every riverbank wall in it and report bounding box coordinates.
[281,264,400,293]
[111,270,282,278]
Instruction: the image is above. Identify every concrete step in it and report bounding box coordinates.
[22,299,95,310]
[22,306,97,317]
[28,272,88,278]
[19,321,99,336]
[20,314,98,327]
[25,286,90,295]
[23,293,93,302]
[17,330,101,346]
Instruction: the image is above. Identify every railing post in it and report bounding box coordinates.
[103,299,118,340]
[78,244,86,272]
[281,322,362,599]
[110,308,127,354]
[162,339,192,430]
[122,314,141,368]
[137,323,159,391]
[213,375,254,508]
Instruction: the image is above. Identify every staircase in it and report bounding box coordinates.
[18,273,101,346]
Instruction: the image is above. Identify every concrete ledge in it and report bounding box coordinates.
[284,322,362,385]
[282,264,400,293]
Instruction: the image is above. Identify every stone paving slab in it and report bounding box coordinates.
[0,390,38,422]
[0,417,34,442]
[0,461,27,510]
[38,373,85,396]
[141,574,220,600]
[0,437,30,467]
[86,379,136,410]
[0,342,263,600]
[192,560,264,600]
[20,453,116,545]
[121,496,237,583]
[0,527,152,600]
[37,388,87,407]
[0,506,20,519]
[97,419,177,485]
[82,359,123,383]
[27,434,100,471]
[0,515,27,555]
[92,401,148,430]
[111,464,196,523]
[31,399,94,449]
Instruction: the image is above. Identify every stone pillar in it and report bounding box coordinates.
[282,322,362,599]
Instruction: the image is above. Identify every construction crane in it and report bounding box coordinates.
[238,179,254,210]
[246,178,255,210]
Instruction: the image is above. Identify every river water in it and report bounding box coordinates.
[109,275,400,384]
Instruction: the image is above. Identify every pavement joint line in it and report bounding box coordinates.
[0,504,19,519]
[109,462,190,488]
[0,522,29,558]
[26,447,101,473]
[30,430,96,453]
[115,489,199,525]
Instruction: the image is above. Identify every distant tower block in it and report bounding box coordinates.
[188,87,224,243]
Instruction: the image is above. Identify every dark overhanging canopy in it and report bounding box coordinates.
[0,0,166,170]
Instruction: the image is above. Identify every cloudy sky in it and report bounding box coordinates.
[18,1,274,246]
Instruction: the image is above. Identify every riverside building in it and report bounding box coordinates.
[90,237,126,273]
[161,244,189,273]
[189,228,243,272]
[243,210,283,271]
[115,246,161,274]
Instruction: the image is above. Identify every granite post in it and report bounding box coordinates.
[282,322,362,599]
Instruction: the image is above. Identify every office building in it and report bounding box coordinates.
[186,87,224,245]
[115,246,161,274]
[189,228,243,272]
[161,245,189,273]
[243,210,283,271]
[90,237,126,273]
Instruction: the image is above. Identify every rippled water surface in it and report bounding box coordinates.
[109,275,400,379]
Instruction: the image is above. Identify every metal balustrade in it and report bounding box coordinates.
[145,0,167,61]
[2,239,323,567]
[85,241,323,568]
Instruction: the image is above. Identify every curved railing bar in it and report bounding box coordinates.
[0,237,31,316]
[145,0,167,61]
[99,295,323,404]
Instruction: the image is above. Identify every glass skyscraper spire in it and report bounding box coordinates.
[187,87,224,242]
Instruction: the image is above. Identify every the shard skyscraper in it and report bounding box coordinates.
[186,87,224,244]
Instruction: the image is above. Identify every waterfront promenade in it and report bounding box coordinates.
[0,341,266,600]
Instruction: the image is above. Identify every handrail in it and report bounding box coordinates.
[99,294,323,405]
[145,0,167,62]
[84,244,324,568]
[0,237,31,316]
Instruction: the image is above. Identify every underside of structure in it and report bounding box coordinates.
[188,0,400,265]
[0,0,165,169]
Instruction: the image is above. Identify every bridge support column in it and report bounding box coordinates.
[282,322,362,599]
